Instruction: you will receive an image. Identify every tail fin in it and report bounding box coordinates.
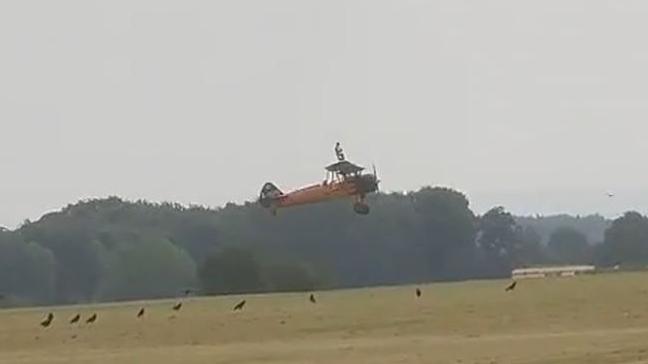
[259,182,283,208]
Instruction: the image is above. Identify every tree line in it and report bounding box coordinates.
[0,188,645,307]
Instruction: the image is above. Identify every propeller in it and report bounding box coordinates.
[372,164,380,191]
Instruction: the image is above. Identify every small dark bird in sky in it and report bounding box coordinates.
[85,313,97,324]
[172,302,183,311]
[606,192,615,198]
[233,300,246,311]
[40,313,54,328]
[137,307,145,318]
[416,288,422,298]
[69,314,80,324]
[505,281,517,292]
[309,294,317,304]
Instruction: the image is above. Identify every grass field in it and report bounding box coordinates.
[1,272,648,364]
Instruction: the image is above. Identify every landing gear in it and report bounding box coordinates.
[353,195,370,215]
[353,201,370,215]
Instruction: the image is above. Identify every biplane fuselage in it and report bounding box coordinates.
[269,178,364,208]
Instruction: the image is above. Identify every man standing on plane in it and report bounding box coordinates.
[334,142,345,161]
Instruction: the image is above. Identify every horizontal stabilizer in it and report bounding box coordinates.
[259,182,283,208]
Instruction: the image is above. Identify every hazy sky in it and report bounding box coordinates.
[1,0,648,227]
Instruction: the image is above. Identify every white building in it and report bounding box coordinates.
[512,265,596,279]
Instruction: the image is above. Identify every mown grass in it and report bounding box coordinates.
[1,272,648,363]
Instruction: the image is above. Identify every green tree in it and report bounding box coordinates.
[410,187,477,280]
[477,207,522,276]
[516,226,547,266]
[263,262,319,292]
[1,191,614,307]
[199,246,263,294]
[598,211,648,267]
[516,214,609,245]
[20,218,108,303]
[0,233,57,303]
[100,236,197,301]
[547,226,591,264]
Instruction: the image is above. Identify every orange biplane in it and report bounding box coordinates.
[259,144,380,215]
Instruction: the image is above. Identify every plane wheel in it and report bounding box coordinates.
[353,202,370,215]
